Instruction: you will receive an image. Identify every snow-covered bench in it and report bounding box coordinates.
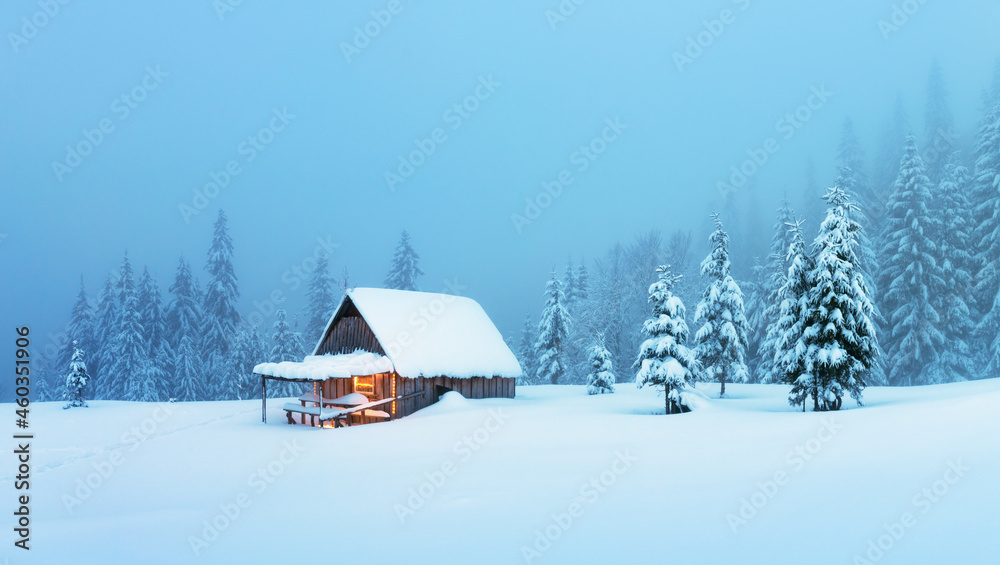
[283,397,396,427]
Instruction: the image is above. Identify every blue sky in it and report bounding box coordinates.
[2,0,999,392]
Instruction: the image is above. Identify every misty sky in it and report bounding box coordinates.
[2,0,1000,386]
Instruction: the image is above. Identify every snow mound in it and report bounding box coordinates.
[407,391,470,418]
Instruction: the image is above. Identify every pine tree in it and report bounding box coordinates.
[923,60,956,183]
[972,98,1000,377]
[230,323,267,400]
[635,266,699,413]
[837,117,872,206]
[167,257,203,400]
[880,136,947,386]
[202,210,241,399]
[775,219,816,409]
[695,215,750,397]
[930,159,978,381]
[63,342,91,409]
[563,256,579,308]
[585,333,616,395]
[800,187,878,410]
[758,201,797,384]
[576,261,589,303]
[534,272,572,385]
[32,354,56,402]
[113,254,155,401]
[517,314,538,385]
[384,230,424,291]
[873,95,911,218]
[304,254,337,348]
[270,309,306,397]
[744,259,767,382]
[91,275,118,399]
[173,334,202,402]
[58,277,94,380]
[138,267,173,401]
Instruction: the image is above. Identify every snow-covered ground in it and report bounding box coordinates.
[5,380,999,564]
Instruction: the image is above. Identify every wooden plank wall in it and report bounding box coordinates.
[317,316,385,356]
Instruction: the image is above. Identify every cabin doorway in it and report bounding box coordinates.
[435,384,452,401]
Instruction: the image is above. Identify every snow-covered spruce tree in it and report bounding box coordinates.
[576,261,589,304]
[534,271,572,385]
[929,159,978,381]
[872,95,911,226]
[757,201,797,384]
[800,187,878,410]
[923,60,955,183]
[516,314,538,385]
[837,117,872,205]
[304,253,337,348]
[879,137,947,386]
[585,333,616,395]
[114,254,157,402]
[744,259,767,382]
[63,342,91,409]
[57,277,94,383]
[694,214,749,397]
[270,308,306,397]
[32,354,55,402]
[774,220,816,409]
[972,99,1000,377]
[636,265,699,414]
[230,323,267,400]
[173,334,201,402]
[167,257,204,400]
[202,210,241,399]
[91,275,118,399]
[138,267,174,401]
[384,230,424,291]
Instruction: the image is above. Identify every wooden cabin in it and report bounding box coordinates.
[254,287,521,426]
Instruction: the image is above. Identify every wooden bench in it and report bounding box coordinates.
[282,397,395,427]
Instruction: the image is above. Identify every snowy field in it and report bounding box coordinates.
[6,380,1000,565]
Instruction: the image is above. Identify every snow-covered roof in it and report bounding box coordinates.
[313,287,522,380]
[253,351,393,381]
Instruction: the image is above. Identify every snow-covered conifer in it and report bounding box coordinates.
[695,214,750,397]
[636,265,698,413]
[534,272,572,385]
[91,275,118,399]
[972,99,1000,376]
[585,334,616,395]
[517,314,538,385]
[880,136,947,386]
[384,230,424,291]
[800,187,878,409]
[63,342,90,409]
[304,254,337,348]
[774,220,815,407]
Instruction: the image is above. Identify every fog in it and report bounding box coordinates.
[2,0,999,396]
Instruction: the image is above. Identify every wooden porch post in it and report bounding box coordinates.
[261,375,267,423]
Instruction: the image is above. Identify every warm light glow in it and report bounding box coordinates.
[391,375,396,416]
[354,375,375,395]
